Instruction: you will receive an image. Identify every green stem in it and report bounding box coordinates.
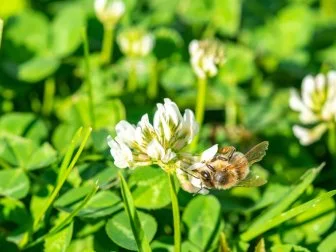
[82,28,96,129]
[0,19,3,49]
[101,24,114,64]
[168,173,181,252]
[195,77,207,126]
[42,78,55,116]
[219,232,231,252]
[190,77,207,150]
[225,99,237,126]
[127,59,137,92]
[328,122,336,155]
[147,58,158,99]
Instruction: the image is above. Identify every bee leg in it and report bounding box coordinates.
[193,183,204,196]
[218,146,236,161]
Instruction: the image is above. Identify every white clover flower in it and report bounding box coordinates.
[117,28,155,58]
[189,39,226,79]
[107,98,198,171]
[289,71,336,145]
[94,0,125,27]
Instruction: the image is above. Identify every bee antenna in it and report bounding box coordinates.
[181,168,199,179]
[206,164,215,171]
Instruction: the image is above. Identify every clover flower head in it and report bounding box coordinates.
[94,0,125,27]
[189,39,226,79]
[117,28,155,58]
[289,70,336,145]
[107,98,198,171]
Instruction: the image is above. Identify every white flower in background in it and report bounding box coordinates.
[107,98,198,170]
[289,71,336,145]
[94,0,125,27]
[176,145,218,195]
[117,28,155,58]
[189,39,226,79]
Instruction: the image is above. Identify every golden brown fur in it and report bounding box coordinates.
[194,141,268,191]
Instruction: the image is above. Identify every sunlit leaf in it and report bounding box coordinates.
[51,5,86,57]
[44,220,73,252]
[318,231,336,252]
[182,195,221,250]
[5,10,48,53]
[129,166,171,209]
[212,0,241,36]
[105,211,157,251]
[18,56,60,83]
[0,169,29,199]
[0,112,48,143]
[271,244,310,252]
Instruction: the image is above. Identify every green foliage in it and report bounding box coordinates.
[0,169,29,199]
[118,172,152,251]
[129,166,171,209]
[182,195,221,250]
[18,57,60,83]
[105,211,157,251]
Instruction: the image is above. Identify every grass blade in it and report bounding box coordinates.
[168,173,181,252]
[241,190,336,241]
[57,127,83,182]
[119,172,152,252]
[33,127,92,231]
[241,164,324,241]
[254,238,265,252]
[26,182,98,248]
[219,232,231,252]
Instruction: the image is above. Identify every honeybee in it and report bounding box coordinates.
[192,141,269,192]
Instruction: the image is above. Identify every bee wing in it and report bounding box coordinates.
[245,141,269,166]
[235,170,267,187]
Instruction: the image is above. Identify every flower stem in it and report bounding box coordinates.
[195,77,207,126]
[101,24,114,65]
[82,28,96,129]
[147,58,158,99]
[128,59,137,92]
[190,77,207,150]
[42,78,55,117]
[168,173,181,252]
[0,19,3,49]
[328,122,336,155]
[226,99,237,126]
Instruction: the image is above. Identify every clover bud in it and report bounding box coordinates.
[117,28,155,58]
[189,39,226,79]
[94,0,125,27]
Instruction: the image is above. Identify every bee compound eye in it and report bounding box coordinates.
[201,171,210,180]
